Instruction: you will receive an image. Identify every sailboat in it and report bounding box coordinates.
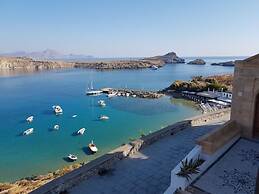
[86,81,103,96]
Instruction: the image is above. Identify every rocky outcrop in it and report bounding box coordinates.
[0,57,74,70]
[211,61,235,66]
[164,74,233,92]
[187,59,206,65]
[144,52,185,64]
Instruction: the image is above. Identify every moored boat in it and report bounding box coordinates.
[23,128,34,136]
[77,127,86,135]
[67,154,77,161]
[98,100,106,107]
[151,65,158,70]
[52,105,63,114]
[88,140,98,153]
[26,116,34,123]
[53,124,59,130]
[99,115,109,120]
[72,114,77,118]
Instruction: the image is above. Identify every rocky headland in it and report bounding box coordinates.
[211,61,235,66]
[187,59,206,65]
[0,52,185,72]
[164,74,233,93]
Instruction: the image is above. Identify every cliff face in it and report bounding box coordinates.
[0,57,74,70]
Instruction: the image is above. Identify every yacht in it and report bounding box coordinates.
[98,100,106,107]
[88,140,98,153]
[52,105,63,114]
[86,81,103,96]
[99,115,109,120]
[67,154,77,161]
[53,125,59,130]
[23,128,34,136]
[77,128,86,135]
[26,116,34,123]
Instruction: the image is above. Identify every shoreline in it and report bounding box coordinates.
[0,108,230,194]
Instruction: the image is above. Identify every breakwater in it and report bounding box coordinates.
[101,88,164,99]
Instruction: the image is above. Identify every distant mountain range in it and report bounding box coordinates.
[0,49,94,60]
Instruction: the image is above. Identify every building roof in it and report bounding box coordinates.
[236,53,259,67]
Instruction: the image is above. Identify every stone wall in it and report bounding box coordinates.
[31,110,229,194]
[190,108,231,126]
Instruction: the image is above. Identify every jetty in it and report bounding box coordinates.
[101,88,164,99]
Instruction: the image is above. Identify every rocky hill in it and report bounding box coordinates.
[165,74,233,92]
[144,52,185,64]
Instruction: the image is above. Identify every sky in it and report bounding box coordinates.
[0,0,259,57]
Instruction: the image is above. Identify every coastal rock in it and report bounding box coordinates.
[187,59,206,65]
[211,61,235,66]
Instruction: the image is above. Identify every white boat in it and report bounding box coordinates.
[151,65,158,70]
[72,114,77,118]
[86,81,103,96]
[86,90,103,96]
[26,116,34,123]
[98,100,106,107]
[23,128,34,136]
[52,105,63,114]
[67,154,77,161]
[99,115,109,120]
[126,93,130,97]
[88,140,98,153]
[132,94,137,98]
[53,125,59,130]
[77,127,86,135]
[107,92,117,98]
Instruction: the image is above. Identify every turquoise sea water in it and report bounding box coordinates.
[0,57,240,182]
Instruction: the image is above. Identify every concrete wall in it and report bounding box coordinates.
[231,55,259,138]
[31,110,230,194]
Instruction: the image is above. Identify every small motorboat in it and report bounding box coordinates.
[107,92,117,98]
[151,65,158,70]
[23,128,34,136]
[98,100,106,107]
[77,128,86,135]
[67,154,77,161]
[52,105,63,114]
[26,116,34,123]
[132,94,137,98]
[126,93,130,97]
[53,124,60,130]
[88,140,98,153]
[99,115,109,120]
[72,114,77,118]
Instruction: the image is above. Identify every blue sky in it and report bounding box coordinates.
[0,0,258,57]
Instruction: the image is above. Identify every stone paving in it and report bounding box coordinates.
[70,116,229,194]
[194,138,259,194]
